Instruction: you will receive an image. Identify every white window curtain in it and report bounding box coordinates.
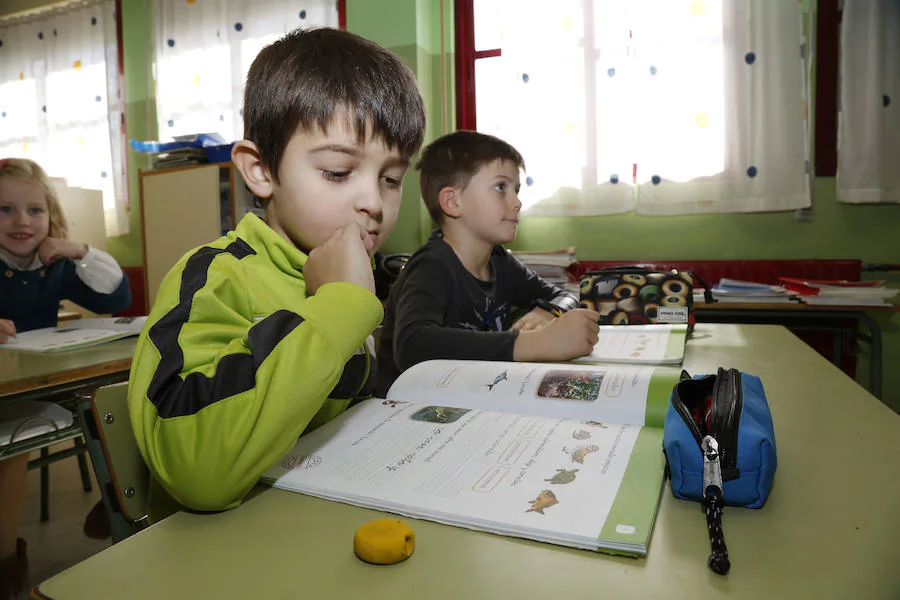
[836,0,900,205]
[473,0,811,217]
[152,0,338,142]
[0,0,128,236]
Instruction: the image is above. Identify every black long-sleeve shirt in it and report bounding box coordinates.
[376,230,577,396]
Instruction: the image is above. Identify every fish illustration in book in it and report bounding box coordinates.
[525,489,559,514]
[563,444,600,464]
[572,429,591,440]
[544,468,579,485]
[485,369,509,391]
[581,420,608,429]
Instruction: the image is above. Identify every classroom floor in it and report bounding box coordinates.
[14,448,111,599]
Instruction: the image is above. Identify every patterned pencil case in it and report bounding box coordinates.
[579,266,712,328]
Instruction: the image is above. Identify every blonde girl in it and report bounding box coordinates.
[0,158,131,598]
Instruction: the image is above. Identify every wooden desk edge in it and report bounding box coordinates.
[696,302,900,312]
[0,358,133,399]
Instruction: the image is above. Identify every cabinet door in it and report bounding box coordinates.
[141,165,222,307]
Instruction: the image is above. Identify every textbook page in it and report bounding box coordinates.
[574,324,687,366]
[264,399,665,556]
[386,360,679,429]
[2,326,133,353]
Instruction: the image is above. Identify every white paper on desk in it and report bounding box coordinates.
[62,316,147,334]
[3,326,134,353]
[573,324,686,365]
[0,401,73,447]
[801,296,890,306]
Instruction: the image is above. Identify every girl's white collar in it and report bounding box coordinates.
[0,247,43,271]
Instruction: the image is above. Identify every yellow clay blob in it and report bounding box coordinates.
[353,518,415,565]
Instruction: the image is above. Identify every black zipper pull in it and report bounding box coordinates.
[702,435,731,575]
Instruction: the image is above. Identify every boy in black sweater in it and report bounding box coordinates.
[377,131,600,396]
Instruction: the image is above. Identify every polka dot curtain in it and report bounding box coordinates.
[473,0,810,216]
[837,0,900,205]
[153,0,337,142]
[0,0,128,236]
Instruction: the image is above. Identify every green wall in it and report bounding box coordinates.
[346,0,454,253]
[107,0,154,267]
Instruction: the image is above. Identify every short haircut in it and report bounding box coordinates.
[0,157,69,239]
[243,27,426,183]
[415,130,525,225]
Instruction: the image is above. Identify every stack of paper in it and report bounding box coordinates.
[778,278,898,306]
[3,317,146,353]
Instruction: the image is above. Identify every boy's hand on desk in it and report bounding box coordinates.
[512,308,600,362]
[38,238,88,265]
[0,319,16,344]
[510,307,555,332]
[305,223,376,296]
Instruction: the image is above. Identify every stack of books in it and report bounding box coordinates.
[778,278,898,306]
[510,247,578,293]
[151,147,209,169]
[693,278,795,304]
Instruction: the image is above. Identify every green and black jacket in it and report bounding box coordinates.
[127,214,381,513]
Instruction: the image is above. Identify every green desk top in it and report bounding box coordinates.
[33,324,900,599]
[0,338,135,399]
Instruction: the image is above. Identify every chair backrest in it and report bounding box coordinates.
[90,382,149,525]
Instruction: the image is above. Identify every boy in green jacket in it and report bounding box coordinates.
[127,27,426,514]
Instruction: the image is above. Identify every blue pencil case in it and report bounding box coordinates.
[663,368,777,574]
[664,367,777,508]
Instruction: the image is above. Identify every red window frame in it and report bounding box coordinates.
[338,0,346,29]
[454,0,500,131]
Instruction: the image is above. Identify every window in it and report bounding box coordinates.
[0,0,128,235]
[152,0,343,142]
[456,0,811,216]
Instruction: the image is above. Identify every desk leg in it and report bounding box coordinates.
[855,312,882,399]
[73,437,93,493]
[40,448,49,522]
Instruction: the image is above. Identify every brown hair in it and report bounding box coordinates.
[415,130,525,225]
[242,27,426,184]
[0,158,69,239]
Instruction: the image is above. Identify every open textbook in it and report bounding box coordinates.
[264,360,681,557]
[3,317,146,353]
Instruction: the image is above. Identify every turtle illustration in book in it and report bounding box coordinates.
[525,489,559,514]
[544,468,579,485]
[563,444,600,464]
[572,429,592,440]
[410,405,470,424]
